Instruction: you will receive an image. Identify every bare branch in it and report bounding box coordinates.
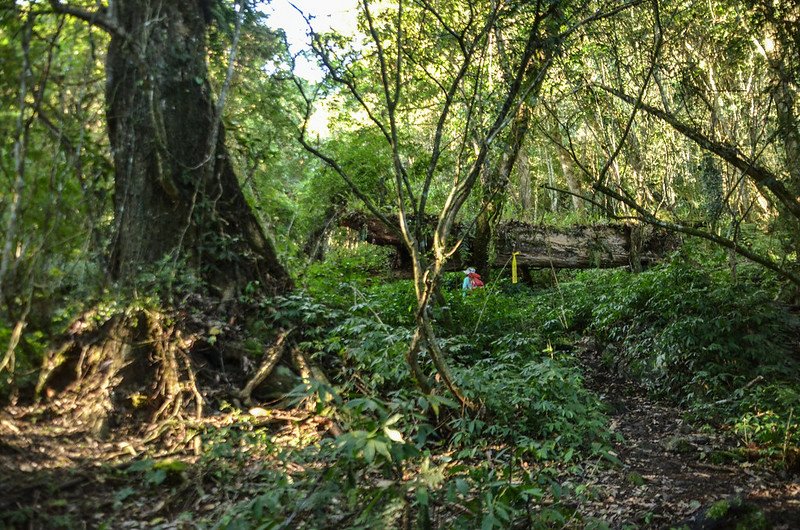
[362,0,418,213]
[595,0,663,186]
[289,2,394,144]
[557,0,647,42]
[290,73,397,233]
[541,184,634,216]
[48,0,126,38]
[435,7,560,251]
[594,182,800,286]
[597,85,800,220]
[418,0,499,223]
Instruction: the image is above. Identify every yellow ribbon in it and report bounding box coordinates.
[512,252,520,284]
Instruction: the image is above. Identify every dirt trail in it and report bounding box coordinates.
[576,345,800,529]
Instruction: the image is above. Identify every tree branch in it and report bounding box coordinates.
[290,73,398,234]
[596,84,800,220]
[48,1,126,38]
[595,0,662,186]
[594,182,800,286]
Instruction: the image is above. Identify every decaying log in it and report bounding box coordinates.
[339,212,418,270]
[494,221,679,269]
[339,212,681,272]
[339,212,405,247]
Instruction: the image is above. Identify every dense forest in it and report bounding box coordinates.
[1,0,799,528]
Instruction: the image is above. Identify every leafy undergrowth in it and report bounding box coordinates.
[555,245,800,468]
[0,267,615,528]
[2,244,800,528]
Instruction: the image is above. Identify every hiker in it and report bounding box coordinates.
[462,267,484,292]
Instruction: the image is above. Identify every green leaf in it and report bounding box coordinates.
[385,413,401,426]
[416,487,429,507]
[374,440,392,461]
[114,487,136,503]
[384,427,404,443]
[148,469,167,486]
[127,459,154,473]
[153,459,188,472]
[521,487,543,500]
[364,440,376,463]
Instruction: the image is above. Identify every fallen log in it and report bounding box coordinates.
[494,221,679,269]
[339,212,681,273]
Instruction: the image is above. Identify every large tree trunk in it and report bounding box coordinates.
[105,1,290,295]
[35,1,295,439]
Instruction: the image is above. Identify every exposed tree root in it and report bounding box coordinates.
[30,302,340,449]
[238,327,294,406]
[142,310,204,447]
[289,347,344,436]
[32,308,205,446]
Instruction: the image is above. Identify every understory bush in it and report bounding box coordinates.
[315,274,609,454]
[209,417,580,530]
[229,241,800,528]
[238,258,614,527]
[556,245,800,457]
[456,338,608,454]
[301,242,395,308]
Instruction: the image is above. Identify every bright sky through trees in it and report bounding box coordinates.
[264,0,359,81]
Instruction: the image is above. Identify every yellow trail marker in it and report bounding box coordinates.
[512,252,520,284]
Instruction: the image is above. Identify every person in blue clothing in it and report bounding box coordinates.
[462,267,484,292]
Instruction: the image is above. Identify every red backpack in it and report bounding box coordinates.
[468,272,484,288]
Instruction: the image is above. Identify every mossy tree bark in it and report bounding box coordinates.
[51,0,291,295]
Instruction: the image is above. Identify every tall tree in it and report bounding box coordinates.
[19,1,294,428]
[472,104,532,276]
[521,0,800,286]
[584,0,800,286]
[48,0,291,296]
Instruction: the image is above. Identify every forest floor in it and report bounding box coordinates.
[0,398,329,528]
[0,340,799,528]
[573,340,800,528]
